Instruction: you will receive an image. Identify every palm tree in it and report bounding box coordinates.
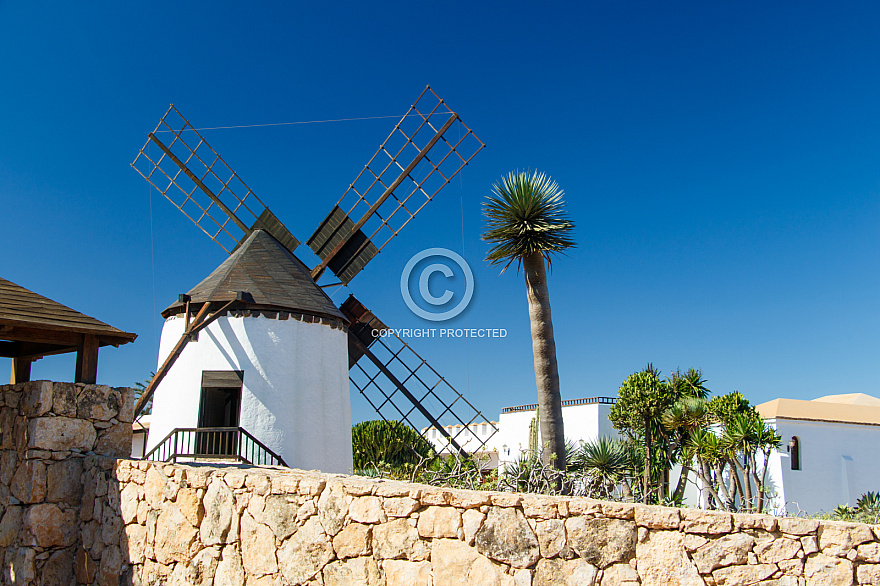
[483,170,576,471]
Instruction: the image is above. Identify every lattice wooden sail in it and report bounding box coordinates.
[340,296,498,457]
[131,105,299,255]
[308,86,485,284]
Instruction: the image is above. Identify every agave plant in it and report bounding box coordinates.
[833,504,857,521]
[570,437,632,499]
[857,491,880,513]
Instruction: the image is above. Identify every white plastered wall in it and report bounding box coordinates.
[496,402,619,469]
[766,418,880,515]
[146,314,353,474]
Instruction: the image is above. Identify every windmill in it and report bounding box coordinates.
[132,86,498,471]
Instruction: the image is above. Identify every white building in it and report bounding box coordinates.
[494,397,619,468]
[132,414,150,459]
[423,421,501,468]
[145,230,353,474]
[756,393,880,515]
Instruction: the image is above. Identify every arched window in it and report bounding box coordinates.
[788,436,801,471]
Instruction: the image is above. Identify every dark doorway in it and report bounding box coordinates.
[196,370,243,457]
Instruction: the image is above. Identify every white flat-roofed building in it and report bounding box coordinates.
[423,421,501,469]
[495,396,619,469]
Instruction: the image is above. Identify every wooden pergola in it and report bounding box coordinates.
[0,277,137,384]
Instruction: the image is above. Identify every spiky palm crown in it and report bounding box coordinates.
[482,170,576,270]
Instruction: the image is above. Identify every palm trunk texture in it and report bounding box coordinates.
[523,252,566,471]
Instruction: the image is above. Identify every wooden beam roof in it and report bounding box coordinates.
[0,277,137,348]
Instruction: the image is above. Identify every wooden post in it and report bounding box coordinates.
[75,334,99,384]
[9,358,31,384]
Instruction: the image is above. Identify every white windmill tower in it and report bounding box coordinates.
[132,88,497,473]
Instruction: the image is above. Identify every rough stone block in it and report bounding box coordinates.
[349,496,385,524]
[692,533,755,572]
[636,530,704,586]
[95,422,132,458]
[565,516,635,569]
[24,503,77,548]
[76,385,118,421]
[681,509,733,534]
[819,521,875,557]
[277,517,333,585]
[332,522,371,559]
[10,460,46,503]
[52,382,78,417]
[27,417,96,452]
[712,563,776,586]
[46,458,84,505]
[240,511,278,576]
[383,560,432,586]
[433,538,514,586]
[372,517,429,561]
[634,505,680,529]
[804,553,854,586]
[533,557,598,586]
[23,381,53,417]
[383,497,419,518]
[417,506,462,539]
[778,517,819,536]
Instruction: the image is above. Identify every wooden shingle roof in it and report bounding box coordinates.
[162,229,344,320]
[0,277,137,344]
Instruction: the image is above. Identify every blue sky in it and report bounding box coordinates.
[1,1,878,423]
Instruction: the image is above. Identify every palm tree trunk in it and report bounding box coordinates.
[523,252,566,472]
[620,478,634,501]
[673,462,691,503]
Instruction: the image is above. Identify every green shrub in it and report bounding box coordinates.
[351,420,436,474]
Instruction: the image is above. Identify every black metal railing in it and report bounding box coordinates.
[143,427,287,467]
[501,396,617,414]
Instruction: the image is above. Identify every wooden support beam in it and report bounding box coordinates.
[133,300,239,418]
[10,358,31,384]
[75,334,99,384]
[0,341,74,360]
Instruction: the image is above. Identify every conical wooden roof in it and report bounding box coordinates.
[162,230,344,320]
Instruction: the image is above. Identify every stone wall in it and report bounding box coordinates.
[113,460,880,586]
[5,380,880,585]
[0,381,133,584]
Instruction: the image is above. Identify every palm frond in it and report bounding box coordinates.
[482,170,576,270]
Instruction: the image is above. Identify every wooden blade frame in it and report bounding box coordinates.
[308,86,485,284]
[343,297,498,457]
[131,105,298,254]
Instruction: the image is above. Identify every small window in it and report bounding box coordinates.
[788,436,801,471]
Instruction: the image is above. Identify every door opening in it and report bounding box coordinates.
[197,370,243,457]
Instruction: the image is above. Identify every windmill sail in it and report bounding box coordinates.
[340,296,498,457]
[308,86,485,284]
[131,105,299,255]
